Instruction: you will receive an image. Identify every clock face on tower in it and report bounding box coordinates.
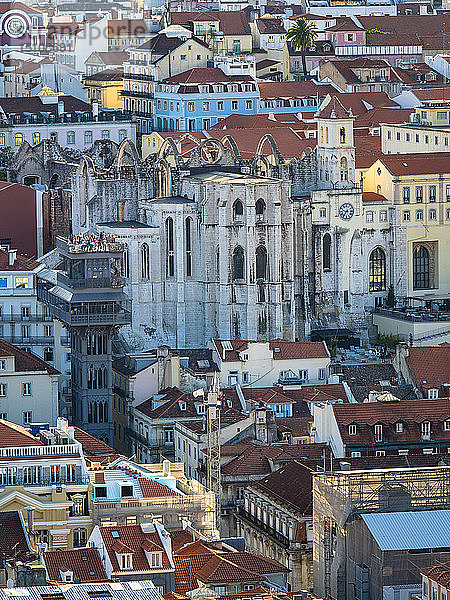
[338,202,354,220]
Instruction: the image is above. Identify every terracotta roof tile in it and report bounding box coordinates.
[195,555,264,584]
[379,152,450,176]
[0,339,59,375]
[43,548,108,583]
[0,511,31,561]
[138,478,178,498]
[73,426,115,456]
[317,95,353,119]
[258,81,336,99]
[213,339,328,362]
[0,249,40,271]
[421,561,450,587]
[406,345,450,391]
[170,11,250,36]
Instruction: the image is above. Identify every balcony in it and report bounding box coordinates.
[236,506,290,548]
[123,73,154,82]
[0,313,52,323]
[1,335,55,345]
[57,272,125,289]
[0,110,133,128]
[0,443,82,459]
[121,90,154,99]
[57,236,124,255]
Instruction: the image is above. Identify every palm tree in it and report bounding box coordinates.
[286,18,318,79]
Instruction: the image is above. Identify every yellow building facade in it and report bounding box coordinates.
[83,70,124,109]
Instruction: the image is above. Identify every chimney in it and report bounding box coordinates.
[57,100,64,117]
[92,100,99,119]
[8,249,17,266]
[25,506,33,532]
[162,459,170,476]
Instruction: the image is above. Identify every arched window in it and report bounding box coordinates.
[323,233,331,271]
[185,217,192,277]
[122,243,129,278]
[15,133,23,146]
[413,245,430,289]
[155,162,170,198]
[320,127,323,143]
[256,246,267,280]
[32,132,40,145]
[166,217,174,277]
[340,156,348,181]
[325,127,329,144]
[255,199,266,220]
[340,127,346,144]
[377,184,382,194]
[232,246,245,280]
[233,200,244,221]
[141,243,150,279]
[369,247,386,292]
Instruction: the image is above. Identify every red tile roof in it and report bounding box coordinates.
[169,530,194,552]
[406,345,450,392]
[333,397,450,446]
[43,548,108,583]
[256,18,286,34]
[0,511,32,561]
[258,81,336,99]
[317,95,353,119]
[73,426,115,456]
[0,249,40,271]
[252,460,315,516]
[170,11,250,36]
[421,561,450,587]
[138,478,178,498]
[213,339,329,362]
[99,524,172,573]
[163,67,244,84]
[175,554,212,593]
[379,153,450,176]
[195,555,264,584]
[362,192,389,203]
[0,339,59,375]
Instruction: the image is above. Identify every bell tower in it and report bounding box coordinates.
[316,95,355,189]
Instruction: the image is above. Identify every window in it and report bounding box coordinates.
[166,217,174,277]
[233,199,244,221]
[416,186,423,203]
[185,217,192,277]
[73,528,87,548]
[140,243,150,279]
[416,209,423,221]
[32,132,40,145]
[340,156,348,181]
[444,420,450,431]
[202,101,210,111]
[369,248,386,292]
[15,133,23,146]
[180,54,186,60]
[22,383,32,397]
[187,102,195,112]
[402,187,410,203]
[217,100,224,111]
[348,424,357,435]
[15,277,29,288]
[366,211,374,223]
[246,100,252,110]
[150,552,162,568]
[232,247,245,280]
[380,210,387,222]
[339,127,346,143]
[84,131,93,145]
[23,410,32,424]
[319,207,327,218]
[67,131,75,145]
[101,130,110,140]
[44,347,53,362]
[428,388,438,399]
[375,450,385,456]
[429,185,436,202]
[395,422,403,433]
[242,371,249,384]
[403,210,410,222]
[0,384,7,397]
[429,209,437,220]
[413,245,430,289]
[231,100,238,110]
[50,132,58,143]
[323,233,331,271]
[256,246,267,280]
[119,129,127,142]
[351,451,361,457]
[121,485,133,498]
[94,486,107,498]
[318,368,326,380]
[374,424,383,442]
[421,421,431,437]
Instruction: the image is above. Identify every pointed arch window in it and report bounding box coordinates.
[141,243,150,279]
[340,127,346,144]
[413,245,430,289]
[185,217,192,277]
[256,246,268,280]
[340,156,348,181]
[232,246,245,280]
[323,233,331,271]
[233,200,244,221]
[166,217,174,277]
[369,247,386,292]
[255,198,266,221]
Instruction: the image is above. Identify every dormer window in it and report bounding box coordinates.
[428,388,439,399]
[421,421,431,437]
[120,553,133,570]
[149,552,163,568]
[60,570,73,583]
[348,424,357,435]
[444,419,450,431]
[197,404,205,414]
[395,422,403,433]
[374,424,383,442]
[179,401,187,411]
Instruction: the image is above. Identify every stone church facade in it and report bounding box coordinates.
[10,95,407,349]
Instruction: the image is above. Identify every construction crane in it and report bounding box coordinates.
[194,376,222,530]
